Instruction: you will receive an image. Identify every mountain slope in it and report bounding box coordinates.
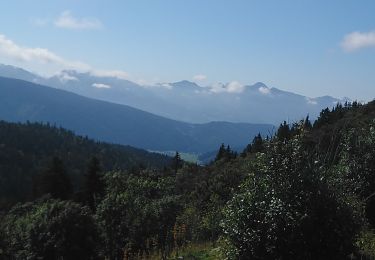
[0,120,171,206]
[0,64,345,124]
[0,76,272,153]
[43,71,344,124]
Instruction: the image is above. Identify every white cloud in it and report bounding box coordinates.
[193,74,207,81]
[306,97,317,105]
[92,83,111,89]
[54,10,102,30]
[0,34,67,65]
[209,82,225,93]
[154,83,173,89]
[91,70,129,80]
[210,81,244,93]
[226,81,244,93]
[0,34,91,73]
[341,31,375,52]
[258,86,271,95]
[57,71,78,82]
[0,34,129,80]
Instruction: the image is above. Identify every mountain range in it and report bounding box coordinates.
[0,76,272,154]
[0,64,347,125]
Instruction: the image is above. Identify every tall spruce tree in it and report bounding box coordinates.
[172,151,183,173]
[84,157,104,210]
[215,143,226,161]
[33,157,72,200]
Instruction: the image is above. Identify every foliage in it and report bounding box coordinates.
[95,171,180,259]
[215,144,237,162]
[1,101,375,259]
[84,156,105,210]
[221,129,362,259]
[0,120,171,208]
[242,133,264,156]
[33,157,72,200]
[357,230,375,258]
[0,197,100,259]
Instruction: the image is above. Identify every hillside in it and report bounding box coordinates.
[0,76,272,154]
[0,64,345,125]
[1,100,374,259]
[0,120,171,207]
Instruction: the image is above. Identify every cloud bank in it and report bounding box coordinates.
[0,34,128,80]
[341,31,375,52]
[0,34,90,72]
[210,81,244,93]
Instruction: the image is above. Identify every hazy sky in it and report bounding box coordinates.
[0,0,374,100]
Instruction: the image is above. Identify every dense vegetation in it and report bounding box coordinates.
[1,100,375,259]
[0,121,171,208]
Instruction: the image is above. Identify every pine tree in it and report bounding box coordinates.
[243,133,264,155]
[85,157,104,210]
[216,144,237,161]
[33,157,72,200]
[172,151,183,173]
[251,133,264,153]
[304,115,312,129]
[277,121,291,142]
[215,143,226,161]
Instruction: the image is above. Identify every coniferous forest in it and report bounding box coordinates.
[1,100,375,259]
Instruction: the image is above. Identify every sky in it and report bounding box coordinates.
[0,0,374,100]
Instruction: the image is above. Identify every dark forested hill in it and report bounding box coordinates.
[305,100,375,160]
[1,99,374,259]
[0,120,171,207]
[0,76,272,154]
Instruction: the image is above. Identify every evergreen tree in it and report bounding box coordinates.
[215,144,237,162]
[251,133,264,153]
[226,145,237,160]
[276,121,291,142]
[314,107,331,128]
[243,133,264,155]
[304,115,312,129]
[84,157,104,211]
[215,143,226,161]
[172,151,183,173]
[33,157,72,200]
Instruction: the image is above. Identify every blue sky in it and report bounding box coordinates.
[0,0,374,100]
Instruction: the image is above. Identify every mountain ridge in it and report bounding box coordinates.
[0,64,346,125]
[0,76,272,154]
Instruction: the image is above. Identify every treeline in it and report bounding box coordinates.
[1,100,375,259]
[0,121,171,208]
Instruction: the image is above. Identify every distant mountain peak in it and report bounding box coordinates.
[0,64,351,125]
[170,80,202,89]
[246,82,271,95]
[0,63,42,83]
[253,82,268,88]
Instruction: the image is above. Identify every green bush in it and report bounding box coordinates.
[0,197,100,259]
[221,130,361,259]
